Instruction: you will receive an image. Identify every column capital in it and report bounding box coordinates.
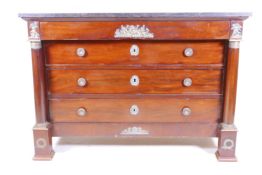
[28,21,42,49]
[230,21,243,42]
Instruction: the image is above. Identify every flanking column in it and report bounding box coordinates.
[28,21,54,160]
[216,21,243,161]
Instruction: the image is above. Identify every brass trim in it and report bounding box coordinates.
[220,123,237,131]
[114,25,154,39]
[230,22,242,41]
[229,41,240,49]
[31,41,42,49]
[29,21,40,41]
[33,122,50,130]
[120,127,149,135]
[36,138,47,149]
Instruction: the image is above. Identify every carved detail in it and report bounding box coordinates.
[29,21,40,41]
[120,127,149,135]
[36,138,47,149]
[114,25,154,39]
[33,122,50,130]
[230,22,242,41]
[222,139,234,150]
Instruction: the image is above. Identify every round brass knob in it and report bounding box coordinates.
[77,77,87,87]
[130,44,139,56]
[184,48,194,57]
[77,107,87,117]
[181,107,191,117]
[76,48,86,57]
[183,78,192,87]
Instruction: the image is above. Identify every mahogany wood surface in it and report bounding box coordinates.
[46,64,224,70]
[49,94,222,99]
[31,47,49,123]
[49,98,222,123]
[223,47,239,124]
[48,69,223,94]
[45,41,225,65]
[216,127,237,161]
[19,13,250,161]
[40,21,230,40]
[52,123,219,137]
[33,123,54,160]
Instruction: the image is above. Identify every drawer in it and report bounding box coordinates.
[40,21,229,40]
[49,98,222,123]
[45,41,225,66]
[48,69,223,94]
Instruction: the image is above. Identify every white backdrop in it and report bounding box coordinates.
[0,0,261,175]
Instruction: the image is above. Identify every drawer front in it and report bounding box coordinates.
[53,123,218,137]
[48,70,222,94]
[49,98,222,123]
[45,41,224,65]
[40,21,230,40]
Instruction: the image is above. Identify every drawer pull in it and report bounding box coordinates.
[130,105,139,115]
[77,77,87,87]
[184,48,194,57]
[130,75,139,86]
[76,48,86,57]
[77,107,87,117]
[181,107,192,117]
[130,44,139,56]
[183,78,192,87]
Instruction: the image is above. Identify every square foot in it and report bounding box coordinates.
[215,151,237,162]
[33,151,55,161]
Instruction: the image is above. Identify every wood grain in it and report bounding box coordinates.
[52,123,219,137]
[45,41,225,66]
[223,46,239,124]
[40,21,230,40]
[48,69,223,94]
[49,98,222,123]
[31,46,49,123]
[20,13,251,161]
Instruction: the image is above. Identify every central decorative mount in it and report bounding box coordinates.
[114,25,154,39]
[120,127,149,135]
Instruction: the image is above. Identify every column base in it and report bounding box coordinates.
[215,151,237,162]
[33,122,55,161]
[216,123,237,162]
[33,151,55,160]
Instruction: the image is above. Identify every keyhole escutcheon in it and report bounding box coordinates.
[130,75,139,86]
[130,44,139,56]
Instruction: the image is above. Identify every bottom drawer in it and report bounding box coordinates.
[49,98,222,123]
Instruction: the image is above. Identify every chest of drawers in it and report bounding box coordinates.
[19,13,250,161]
